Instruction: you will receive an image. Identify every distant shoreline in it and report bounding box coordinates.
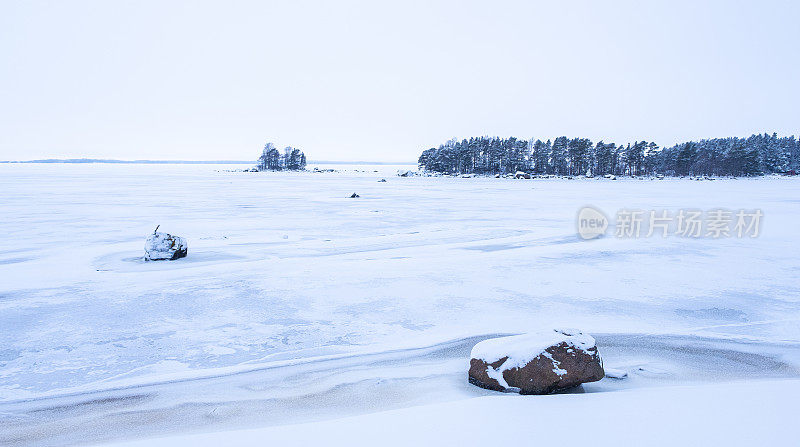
[0,159,415,165]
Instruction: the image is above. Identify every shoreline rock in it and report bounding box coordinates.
[468,329,604,395]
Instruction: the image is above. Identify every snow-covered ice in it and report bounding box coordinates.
[1,163,799,445]
[101,378,800,447]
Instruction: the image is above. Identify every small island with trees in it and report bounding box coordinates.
[256,143,307,171]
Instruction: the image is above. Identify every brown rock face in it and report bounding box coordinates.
[469,341,604,395]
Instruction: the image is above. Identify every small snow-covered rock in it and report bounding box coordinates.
[604,368,628,379]
[468,329,604,394]
[144,230,187,261]
[515,171,531,179]
[349,192,360,198]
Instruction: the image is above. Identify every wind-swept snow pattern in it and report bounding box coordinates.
[99,379,800,447]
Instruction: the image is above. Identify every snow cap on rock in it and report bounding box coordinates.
[144,228,188,261]
[471,329,597,369]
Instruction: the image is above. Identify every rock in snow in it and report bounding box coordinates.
[144,229,188,261]
[349,192,360,198]
[604,367,628,379]
[468,329,604,394]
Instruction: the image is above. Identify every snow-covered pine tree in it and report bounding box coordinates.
[551,137,569,175]
[531,139,550,174]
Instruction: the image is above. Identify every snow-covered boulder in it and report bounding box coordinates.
[144,230,187,261]
[468,329,604,395]
[515,171,531,179]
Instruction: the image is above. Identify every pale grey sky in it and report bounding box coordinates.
[1,0,798,161]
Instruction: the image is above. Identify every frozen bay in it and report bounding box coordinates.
[1,164,799,445]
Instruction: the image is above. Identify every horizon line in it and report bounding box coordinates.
[0,158,417,165]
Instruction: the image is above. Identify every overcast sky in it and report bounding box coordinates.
[1,0,798,162]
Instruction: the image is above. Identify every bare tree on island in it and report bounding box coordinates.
[257,142,307,171]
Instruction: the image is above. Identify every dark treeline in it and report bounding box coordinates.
[418,133,799,177]
[257,142,307,171]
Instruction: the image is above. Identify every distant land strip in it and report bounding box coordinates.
[0,159,415,165]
